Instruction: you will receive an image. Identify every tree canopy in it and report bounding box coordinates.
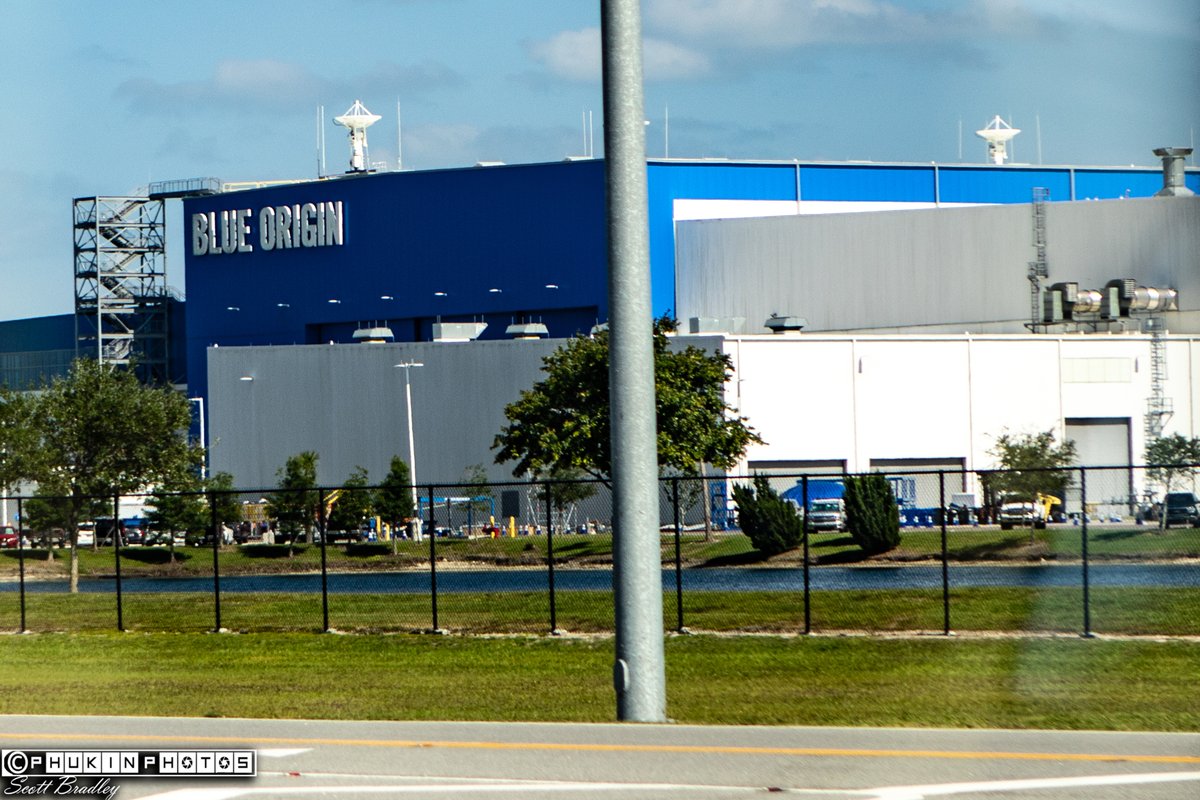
[494,317,762,484]
[28,358,197,589]
[1145,433,1200,530]
[982,429,1076,540]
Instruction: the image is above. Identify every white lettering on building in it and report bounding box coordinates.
[191,201,345,256]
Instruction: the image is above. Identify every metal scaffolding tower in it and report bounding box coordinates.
[73,196,170,384]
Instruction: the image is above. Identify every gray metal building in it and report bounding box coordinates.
[207,339,558,490]
[675,196,1200,335]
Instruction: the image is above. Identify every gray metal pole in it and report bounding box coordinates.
[601,0,667,723]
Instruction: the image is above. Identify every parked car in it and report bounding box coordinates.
[807,498,847,532]
[998,502,1041,531]
[1164,492,1199,528]
[0,526,18,548]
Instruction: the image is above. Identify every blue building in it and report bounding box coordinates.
[181,156,1196,400]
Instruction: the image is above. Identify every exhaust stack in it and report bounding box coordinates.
[1153,147,1194,197]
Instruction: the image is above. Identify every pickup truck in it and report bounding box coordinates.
[1164,492,1199,528]
[807,498,847,532]
[998,501,1044,530]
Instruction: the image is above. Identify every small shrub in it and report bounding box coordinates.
[732,475,804,556]
[843,474,901,554]
[240,544,308,559]
[344,542,391,557]
[118,547,190,564]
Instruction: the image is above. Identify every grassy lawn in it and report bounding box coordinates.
[2,524,1196,580]
[3,587,1197,637]
[0,632,1195,731]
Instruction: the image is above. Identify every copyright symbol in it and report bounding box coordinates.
[2,750,29,776]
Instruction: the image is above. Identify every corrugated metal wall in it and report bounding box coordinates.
[676,196,1200,335]
[208,339,557,490]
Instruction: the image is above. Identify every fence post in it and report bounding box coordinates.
[545,481,557,634]
[113,492,124,632]
[940,470,950,635]
[802,475,811,635]
[318,488,329,632]
[17,495,26,633]
[1080,467,1092,637]
[672,476,684,634]
[428,486,439,632]
[209,490,222,632]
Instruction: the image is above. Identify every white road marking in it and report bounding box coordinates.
[870,770,1200,799]
[258,749,313,758]
[136,780,775,799]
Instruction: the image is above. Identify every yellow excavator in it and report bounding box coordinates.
[998,493,1061,530]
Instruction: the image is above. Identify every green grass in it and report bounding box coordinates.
[2,525,1190,582]
[0,633,1195,731]
[2,525,1196,580]
[3,587,1197,636]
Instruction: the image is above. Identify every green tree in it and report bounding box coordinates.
[206,471,244,538]
[0,387,38,494]
[22,493,73,550]
[532,465,599,533]
[145,454,207,561]
[266,451,319,555]
[731,475,804,557]
[375,455,414,550]
[494,316,762,484]
[1145,434,1200,531]
[328,466,373,535]
[843,474,901,554]
[983,429,1077,542]
[0,388,44,550]
[30,358,194,591]
[459,464,497,535]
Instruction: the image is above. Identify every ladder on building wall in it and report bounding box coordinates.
[1144,316,1173,440]
[1026,187,1050,332]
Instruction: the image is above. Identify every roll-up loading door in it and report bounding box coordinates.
[1064,418,1132,516]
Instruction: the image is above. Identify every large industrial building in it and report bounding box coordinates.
[2,143,1198,519]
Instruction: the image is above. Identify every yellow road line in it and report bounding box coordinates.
[1,732,1197,765]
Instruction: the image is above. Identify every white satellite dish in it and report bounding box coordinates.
[975,115,1020,165]
[334,99,382,172]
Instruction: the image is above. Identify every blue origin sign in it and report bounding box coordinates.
[191,201,344,256]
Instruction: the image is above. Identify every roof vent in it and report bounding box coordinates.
[688,317,746,334]
[432,321,488,342]
[1153,147,1195,196]
[506,322,549,340]
[764,314,806,334]
[352,326,394,343]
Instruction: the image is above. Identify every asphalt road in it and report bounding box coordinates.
[1,715,1198,800]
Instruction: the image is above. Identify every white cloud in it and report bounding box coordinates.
[529,28,601,82]
[529,27,709,83]
[644,37,711,80]
[644,0,1062,48]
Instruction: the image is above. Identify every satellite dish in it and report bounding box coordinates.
[333,99,382,172]
[975,115,1020,164]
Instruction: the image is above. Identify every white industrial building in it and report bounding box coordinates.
[208,191,1199,519]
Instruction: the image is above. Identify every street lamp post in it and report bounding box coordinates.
[189,396,206,480]
[395,361,424,539]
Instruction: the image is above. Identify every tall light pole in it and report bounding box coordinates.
[395,361,424,538]
[602,0,667,722]
[189,397,206,480]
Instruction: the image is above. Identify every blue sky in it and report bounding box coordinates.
[1,0,1197,321]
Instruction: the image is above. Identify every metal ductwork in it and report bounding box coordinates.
[1153,147,1195,197]
[1043,279,1179,323]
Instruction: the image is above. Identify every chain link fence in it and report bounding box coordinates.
[2,465,1196,637]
